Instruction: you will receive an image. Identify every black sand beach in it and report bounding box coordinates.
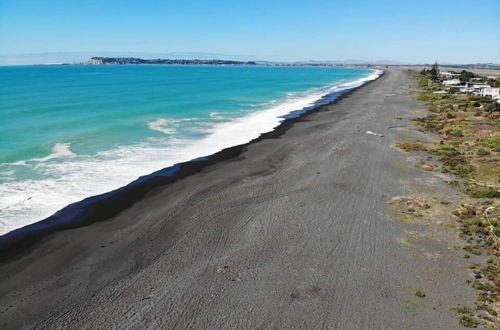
[0,69,475,329]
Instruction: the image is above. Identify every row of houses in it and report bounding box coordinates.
[439,72,500,102]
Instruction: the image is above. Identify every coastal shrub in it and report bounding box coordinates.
[484,102,500,113]
[464,217,482,227]
[491,78,500,88]
[466,187,500,199]
[433,147,473,177]
[416,70,500,329]
[417,93,437,101]
[453,305,473,314]
[476,148,490,156]
[457,314,479,327]
[481,264,500,283]
[414,115,445,131]
[459,70,475,83]
[395,142,428,151]
[479,136,500,150]
[463,245,481,256]
[430,62,440,81]
[477,303,498,316]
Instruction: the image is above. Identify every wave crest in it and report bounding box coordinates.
[147,118,177,135]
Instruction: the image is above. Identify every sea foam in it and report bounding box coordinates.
[147,118,177,135]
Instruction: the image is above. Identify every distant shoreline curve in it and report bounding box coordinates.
[0,70,384,261]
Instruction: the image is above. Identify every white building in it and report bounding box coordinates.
[442,79,461,86]
[464,82,491,89]
[440,72,460,79]
[478,87,500,99]
[460,82,492,95]
[90,57,104,65]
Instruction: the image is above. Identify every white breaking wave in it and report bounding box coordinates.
[209,111,231,120]
[147,118,177,135]
[5,143,75,167]
[33,142,76,162]
[147,117,202,135]
[0,70,383,235]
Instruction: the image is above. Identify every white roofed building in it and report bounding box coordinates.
[442,79,461,86]
[440,72,460,79]
[478,87,500,100]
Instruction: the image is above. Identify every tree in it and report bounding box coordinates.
[459,70,475,83]
[429,61,439,81]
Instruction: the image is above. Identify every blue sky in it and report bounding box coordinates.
[0,0,499,63]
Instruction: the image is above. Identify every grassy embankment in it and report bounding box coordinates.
[397,70,499,328]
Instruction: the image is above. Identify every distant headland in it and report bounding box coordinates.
[89,57,256,65]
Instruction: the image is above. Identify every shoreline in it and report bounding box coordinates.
[1,66,375,235]
[0,70,383,260]
[0,68,476,329]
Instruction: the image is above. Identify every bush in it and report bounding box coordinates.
[467,187,500,198]
[457,314,479,327]
[395,142,428,151]
[476,148,490,156]
[479,136,500,150]
[417,93,437,101]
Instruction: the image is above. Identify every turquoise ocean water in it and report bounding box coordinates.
[0,65,379,234]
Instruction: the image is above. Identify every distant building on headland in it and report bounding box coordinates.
[88,57,256,65]
[90,57,104,65]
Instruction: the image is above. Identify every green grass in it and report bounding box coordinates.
[465,186,500,199]
[457,314,479,328]
[478,136,500,151]
[463,245,481,256]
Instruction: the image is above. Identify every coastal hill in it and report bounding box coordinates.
[89,57,256,65]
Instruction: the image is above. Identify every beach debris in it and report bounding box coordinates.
[216,264,230,273]
[485,206,499,241]
[216,263,241,282]
[414,290,426,298]
[416,163,434,171]
[366,130,384,137]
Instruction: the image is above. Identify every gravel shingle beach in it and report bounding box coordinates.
[0,69,477,329]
